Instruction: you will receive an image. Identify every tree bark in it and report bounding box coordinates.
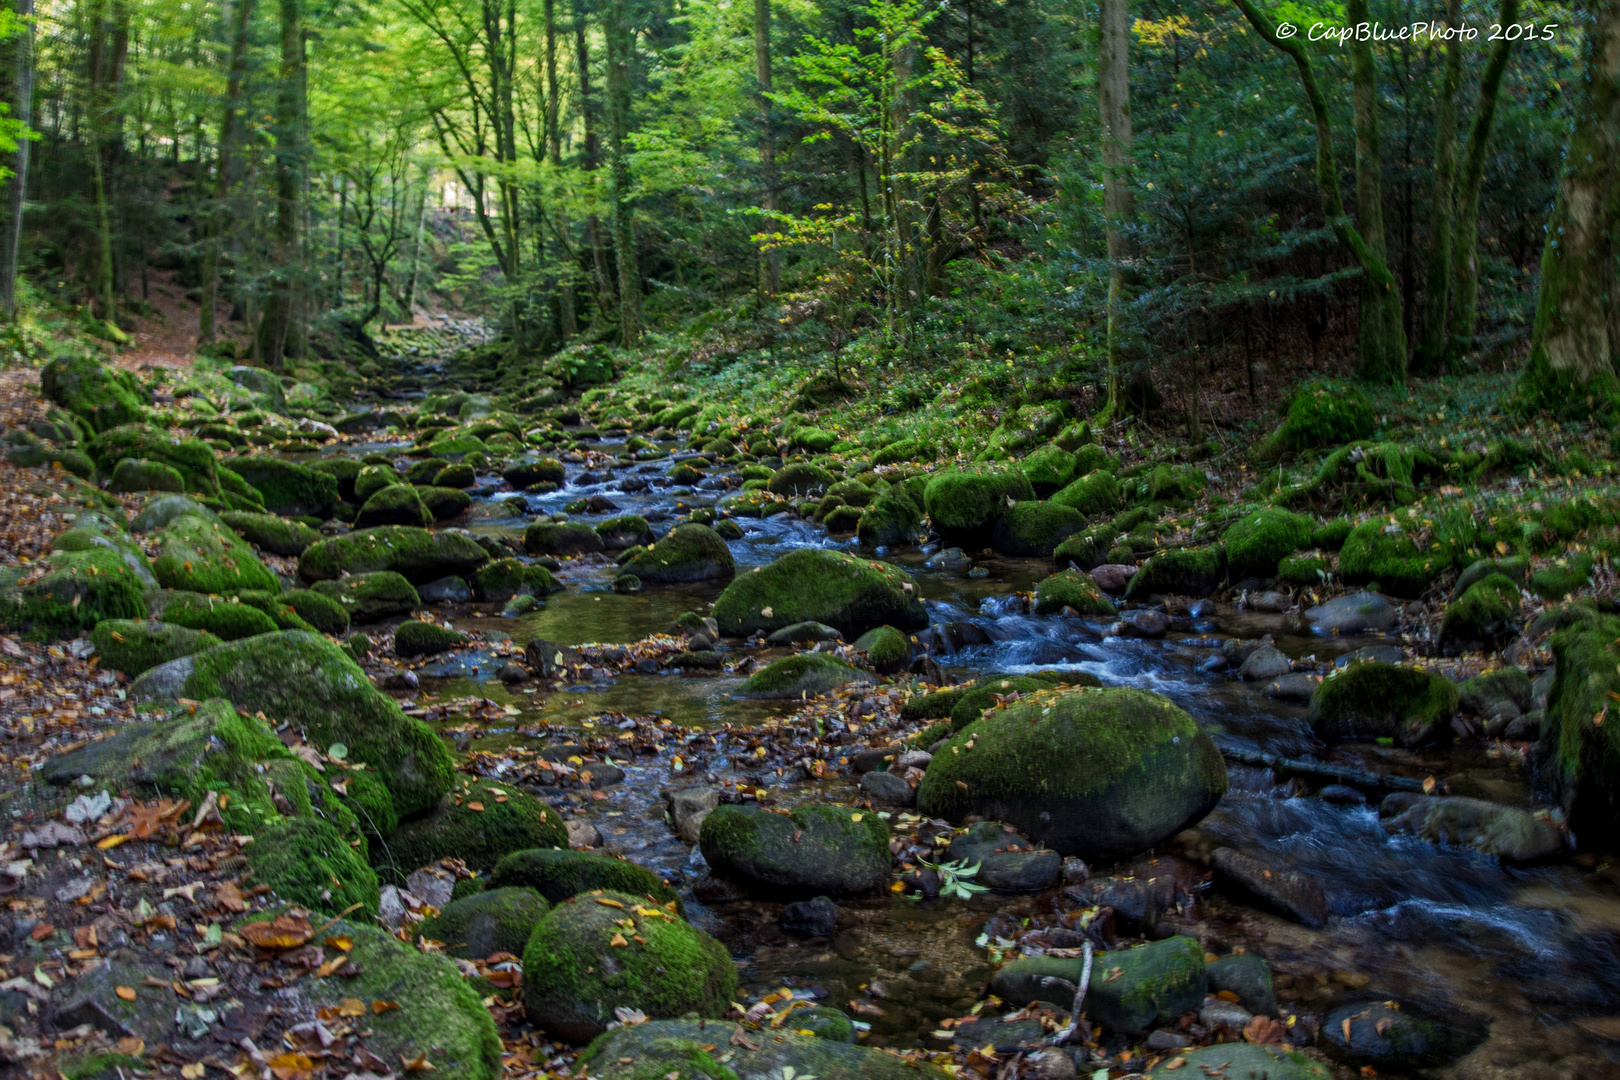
[1098,0,1133,414]
[254,0,305,369]
[0,0,32,320]
[198,0,253,343]
[755,0,779,300]
[1345,0,1405,382]
[404,167,428,319]
[1516,0,1619,409]
[574,4,615,321]
[604,0,640,344]
[1415,0,1462,374]
[545,0,575,338]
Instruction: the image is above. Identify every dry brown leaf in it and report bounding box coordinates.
[240,913,314,950]
[115,985,136,1001]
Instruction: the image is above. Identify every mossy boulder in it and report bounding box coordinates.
[417,887,549,959]
[1537,613,1620,849]
[1224,508,1316,580]
[1439,574,1521,654]
[492,848,681,908]
[620,524,736,583]
[355,464,404,504]
[578,1020,950,1079]
[41,353,147,432]
[89,619,222,676]
[946,673,1075,732]
[434,462,477,488]
[395,620,467,657]
[522,889,736,1042]
[1307,661,1458,746]
[990,500,1085,557]
[312,571,421,622]
[1337,518,1450,597]
[1254,379,1375,461]
[1279,552,1332,586]
[901,686,969,722]
[735,653,872,699]
[151,513,280,595]
[700,803,890,898]
[1051,470,1122,517]
[852,625,910,674]
[856,487,926,547]
[7,441,96,478]
[1052,524,1113,571]
[872,437,923,465]
[824,479,872,507]
[524,520,606,556]
[822,504,864,533]
[129,630,454,817]
[406,457,450,485]
[923,468,1036,544]
[1033,570,1116,616]
[223,457,341,518]
[155,591,281,640]
[1019,443,1076,495]
[110,458,185,494]
[711,548,926,638]
[471,557,561,602]
[218,511,322,556]
[3,546,150,639]
[299,526,490,584]
[595,515,655,550]
[990,936,1207,1035]
[917,687,1228,861]
[1124,545,1227,600]
[381,778,568,879]
[417,485,473,521]
[767,462,836,497]
[282,588,350,635]
[90,425,220,496]
[356,484,433,528]
[1530,552,1594,601]
[309,457,363,502]
[502,457,566,488]
[248,815,381,917]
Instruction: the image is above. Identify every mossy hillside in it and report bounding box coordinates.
[417,886,549,959]
[1538,614,1620,848]
[1124,545,1227,600]
[471,557,562,601]
[856,487,926,547]
[1307,661,1459,746]
[90,425,220,496]
[1337,518,1451,597]
[155,591,282,640]
[1438,573,1521,654]
[522,889,737,1042]
[395,619,468,657]
[524,520,607,556]
[492,848,682,909]
[152,513,281,594]
[357,483,433,528]
[312,571,421,622]
[298,526,490,583]
[1051,469,1123,517]
[4,546,150,640]
[918,687,1229,860]
[852,624,910,674]
[697,804,891,898]
[283,587,351,635]
[222,457,341,518]
[218,511,322,556]
[712,548,925,638]
[129,630,454,817]
[734,652,872,698]
[578,1020,951,1080]
[41,353,148,432]
[381,778,568,880]
[1223,508,1316,580]
[1254,379,1375,461]
[923,468,1035,543]
[990,500,1085,557]
[89,619,223,676]
[1018,443,1077,494]
[1033,569,1117,616]
[621,524,736,583]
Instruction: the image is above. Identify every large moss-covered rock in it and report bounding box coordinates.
[990,500,1085,557]
[299,526,490,583]
[1307,661,1458,746]
[394,619,467,657]
[923,469,1035,544]
[357,484,433,528]
[3,543,149,639]
[1338,518,1449,598]
[110,458,185,494]
[991,936,1207,1035]
[712,548,925,638]
[283,588,351,635]
[129,630,454,817]
[1051,470,1122,517]
[354,464,402,504]
[620,524,735,583]
[417,887,549,959]
[152,513,280,594]
[1124,545,1226,599]
[1439,573,1521,654]
[1530,552,1593,601]
[502,457,565,489]
[734,653,872,698]
[312,571,421,622]
[218,511,321,556]
[524,520,606,556]
[856,487,926,547]
[852,625,909,673]
[523,890,735,1041]
[1224,508,1316,580]
[947,674,1066,732]
[309,457,363,501]
[492,848,681,908]
[247,815,381,916]
[382,778,567,879]
[223,457,341,518]
[90,425,219,496]
[1536,613,1620,850]
[917,687,1227,860]
[154,590,281,640]
[470,557,561,601]
[1019,443,1076,495]
[768,462,836,496]
[698,803,891,898]
[578,1020,950,1080]
[1033,570,1116,616]
[41,353,147,432]
[89,619,222,676]
[1254,379,1375,461]
[594,515,655,550]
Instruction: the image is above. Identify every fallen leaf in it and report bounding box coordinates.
[241,913,315,950]
[181,1063,206,1079]
[401,1053,436,1071]
[116,985,137,1001]
[609,933,628,947]
[372,999,400,1013]
[466,801,484,812]
[594,897,626,909]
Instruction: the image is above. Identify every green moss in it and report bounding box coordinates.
[923,468,1035,542]
[219,510,322,556]
[901,686,968,722]
[1312,518,1354,550]
[1307,661,1459,746]
[1531,552,1594,600]
[1458,666,1533,716]
[595,515,655,549]
[357,484,433,528]
[768,462,836,496]
[852,625,909,673]
[222,456,341,517]
[151,513,281,595]
[621,524,734,585]
[578,1020,951,1079]
[1540,614,1620,845]
[736,652,868,698]
[1439,573,1521,653]
[90,424,219,495]
[990,500,1085,557]
[1019,443,1076,495]
[1253,379,1375,461]
[523,889,737,1041]
[873,437,922,465]
[1278,552,1332,586]
[247,814,380,916]
[41,353,146,432]
[1051,469,1122,517]
[283,587,351,635]
[1288,442,1450,508]
[395,620,467,657]
[4,546,150,640]
[698,803,891,897]
[1052,523,1114,571]
[1223,508,1316,580]
[524,520,606,556]
[157,591,281,640]
[947,674,1062,731]
[406,457,450,485]
[855,487,925,547]
[309,457,363,501]
[90,619,222,676]
[417,485,473,521]
[918,687,1228,860]
[382,778,568,878]
[1338,518,1450,598]
[471,557,562,601]
[1033,569,1117,616]
[298,525,490,584]
[312,571,421,622]
[492,848,681,907]
[418,886,549,959]
[1124,545,1227,600]
[110,457,186,493]
[428,430,493,458]
[711,548,925,638]
[235,589,315,630]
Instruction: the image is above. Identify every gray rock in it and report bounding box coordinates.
[525,637,584,677]
[1091,564,1136,594]
[1145,1030,1191,1051]
[1266,672,1321,701]
[1247,590,1292,613]
[780,895,837,938]
[664,786,719,843]
[1322,1000,1489,1070]
[1307,592,1398,635]
[565,819,603,848]
[418,575,472,603]
[859,770,915,805]
[1114,609,1170,638]
[951,1015,1049,1053]
[766,620,843,645]
[1378,793,1564,862]
[949,821,1062,893]
[1239,645,1292,680]
[497,662,528,683]
[1022,1048,1078,1080]
[1207,953,1278,1016]
[850,745,904,773]
[1335,644,1407,667]
[1199,999,1254,1031]
[1211,847,1329,927]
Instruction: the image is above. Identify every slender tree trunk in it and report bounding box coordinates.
[0,0,33,320]
[1416,0,1462,373]
[604,0,640,344]
[1345,0,1405,382]
[404,168,428,319]
[1447,0,1521,366]
[255,0,304,369]
[1515,0,1619,409]
[1098,0,1133,414]
[545,0,575,339]
[754,0,779,300]
[335,178,346,304]
[574,5,615,321]
[199,0,253,343]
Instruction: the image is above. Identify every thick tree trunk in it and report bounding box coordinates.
[1345,0,1405,382]
[1516,0,1620,410]
[254,0,305,370]
[198,0,253,343]
[574,6,615,323]
[604,0,640,344]
[404,170,428,319]
[0,0,32,321]
[1098,0,1133,414]
[755,0,778,300]
[1415,0,1462,374]
[545,0,575,339]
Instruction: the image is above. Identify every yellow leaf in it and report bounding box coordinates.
[116,985,137,1001]
[594,897,626,909]
[324,935,354,952]
[97,833,131,849]
[338,998,366,1017]
[609,933,629,947]
[181,1063,206,1079]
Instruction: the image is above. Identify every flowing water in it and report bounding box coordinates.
[336,368,1620,1077]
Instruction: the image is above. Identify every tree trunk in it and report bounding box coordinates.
[198,0,253,343]
[545,0,575,339]
[0,0,33,321]
[1233,0,1406,384]
[755,0,778,300]
[254,0,304,369]
[1345,0,1405,382]
[404,168,428,319]
[1515,0,1619,410]
[604,0,640,344]
[1098,0,1133,414]
[1415,0,1462,374]
[574,5,615,321]
[1447,0,1521,366]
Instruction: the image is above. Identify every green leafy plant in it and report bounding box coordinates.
[912,856,989,901]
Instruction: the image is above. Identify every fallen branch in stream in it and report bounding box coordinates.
[1039,940,1094,1046]
[1223,749,1441,795]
